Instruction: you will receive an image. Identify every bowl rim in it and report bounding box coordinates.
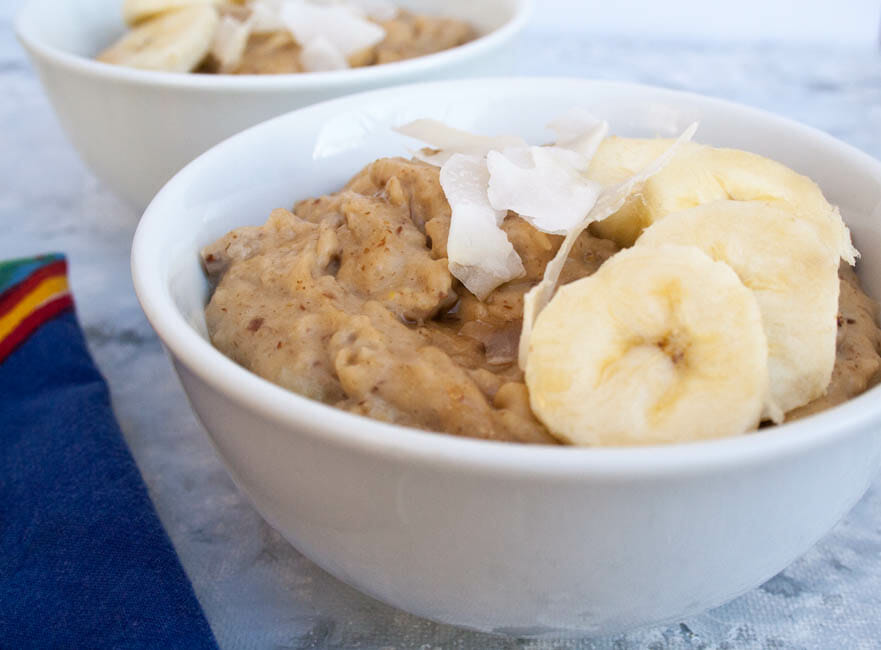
[132,76,881,479]
[14,0,533,91]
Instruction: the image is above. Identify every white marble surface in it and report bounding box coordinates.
[537,1,881,49]
[4,4,881,648]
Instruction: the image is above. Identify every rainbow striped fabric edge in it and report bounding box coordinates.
[0,254,73,363]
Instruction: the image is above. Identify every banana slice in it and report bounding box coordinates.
[587,139,858,264]
[98,6,220,73]
[518,124,698,369]
[123,0,222,26]
[525,245,769,446]
[636,200,839,421]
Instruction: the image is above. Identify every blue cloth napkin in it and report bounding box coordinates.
[0,255,218,649]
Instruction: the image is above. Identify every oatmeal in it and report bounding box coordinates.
[97,1,475,75]
[202,158,881,443]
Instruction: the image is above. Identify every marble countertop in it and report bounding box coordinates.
[4,5,881,648]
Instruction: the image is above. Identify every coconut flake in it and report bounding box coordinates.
[280,0,385,57]
[486,146,602,235]
[300,34,349,71]
[395,119,527,167]
[518,122,699,369]
[484,113,609,237]
[548,108,609,158]
[440,154,525,299]
[211,15,253,72]
[249,0,286,33]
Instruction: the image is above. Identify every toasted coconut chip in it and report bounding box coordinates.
[518,123,700,369]
[486,146,602,235]
[211,14,252,71]
[547,108,609,157]
[396,119,527,167]
[280,0,385,57]
[300,34,349,71]
[440,154,525,300]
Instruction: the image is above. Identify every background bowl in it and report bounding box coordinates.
[132,78,881,636]
[14,0,530,211]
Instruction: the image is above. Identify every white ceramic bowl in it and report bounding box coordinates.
[14,0,530,211]
[132,78,881,636]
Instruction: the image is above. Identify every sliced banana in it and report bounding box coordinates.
[123,0,222,26]
[587,139,857,264]
[99,6,220,73]
[518,124,698,369]
[581,137,676,246]
[636,200,839,421]
[525,245,769,446]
